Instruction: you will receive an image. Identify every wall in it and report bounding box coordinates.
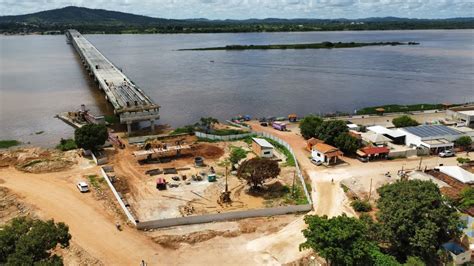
[100,167,137,226]
[137,204,312,230]
[195,131,253,141]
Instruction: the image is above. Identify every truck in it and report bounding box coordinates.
[272,121,287,131]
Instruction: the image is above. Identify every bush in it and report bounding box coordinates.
[171,125,196,135]
[56,138,77,151]
[0,140,20,149]
[392,115,419,128]
[351,199,372,212]
[457,157,471,164]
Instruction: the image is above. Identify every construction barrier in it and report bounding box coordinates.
[137,204,312,230]
[195,131,254,141]
[100,167,137,226]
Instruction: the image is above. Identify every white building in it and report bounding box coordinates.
[311,143,343,165]
[252,138,274,158]
[400,125,462,153]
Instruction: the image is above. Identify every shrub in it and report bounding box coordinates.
[351,199,372,212]
[56,138,77,151]
[0,140,20,149]
[392,115,419,128]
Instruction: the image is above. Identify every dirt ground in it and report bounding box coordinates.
[0,147,313,265]
[111,135,299,221]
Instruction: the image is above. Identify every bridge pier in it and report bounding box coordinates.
[150,119,155,132]
[127,122,132,135]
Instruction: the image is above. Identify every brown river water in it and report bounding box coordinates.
[1,30,473,147]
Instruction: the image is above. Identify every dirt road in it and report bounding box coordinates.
[0,165,172,265]
[249,121,352,216]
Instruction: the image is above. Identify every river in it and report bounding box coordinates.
[1,30,473,146]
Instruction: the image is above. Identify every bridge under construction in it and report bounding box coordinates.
[66,29,160,134]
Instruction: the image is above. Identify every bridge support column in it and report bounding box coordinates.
[150,119,155,132]
[127,122,132,135]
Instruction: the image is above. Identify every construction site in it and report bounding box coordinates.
[103,132,307,222]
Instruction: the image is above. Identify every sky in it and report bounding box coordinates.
[0,0,473,19]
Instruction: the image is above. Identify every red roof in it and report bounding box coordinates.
[360,146,390,155]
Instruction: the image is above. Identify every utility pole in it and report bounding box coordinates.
[418,157,423,171]
[292,170,296,197]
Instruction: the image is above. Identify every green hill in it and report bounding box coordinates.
[0,6,178,25]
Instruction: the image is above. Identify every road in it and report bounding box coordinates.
[0,165,172,265]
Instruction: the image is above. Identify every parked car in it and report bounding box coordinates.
[439,150,455,158]
[310,158,322,166]
[260,122,268,127]
[357,156,369,163]
[77,181,89,193]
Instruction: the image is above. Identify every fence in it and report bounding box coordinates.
[100,167,137,226]
[195,131,254,141]
[137,204,312,230]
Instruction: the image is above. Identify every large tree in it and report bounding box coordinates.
[376,180,462,262]
[237,157,280,190]
[392,115,420,128]
[334,132,360,154]
[315,120,349,145]
[74,124,108,151]
[299,115,323,139]
[0,217,71,265]
[455,136,472,152]
[300,214,397,266]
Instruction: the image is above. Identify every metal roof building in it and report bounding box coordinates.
[402,125,462,138]
[400,125,462,152]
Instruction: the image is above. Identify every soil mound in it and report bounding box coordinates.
[193,143,224,159]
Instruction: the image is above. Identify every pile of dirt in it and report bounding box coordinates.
[0,186,34,225]
[192,143,224,159]
[16,158,74,173]
[1,148,77,173]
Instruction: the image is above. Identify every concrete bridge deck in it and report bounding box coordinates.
[66,29,160,133]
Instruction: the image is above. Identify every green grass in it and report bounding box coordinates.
[0,140,20,149]
[181,41,413,51]
[283,183,311,205]
[170,125,195,135]
[56,138,77,151]
[87,175,104,190]
[351,199,372,212]
[356,103,452,115]
[261,138,295,167]
[209,129,247,136]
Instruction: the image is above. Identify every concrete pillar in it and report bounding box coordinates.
[127,122,132,135]
[150,119,155,132]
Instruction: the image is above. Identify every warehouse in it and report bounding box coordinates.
[400,125,461,154]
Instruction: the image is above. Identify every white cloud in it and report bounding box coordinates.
[0,0,472,19]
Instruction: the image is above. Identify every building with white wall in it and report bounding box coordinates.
[400,125,462,153]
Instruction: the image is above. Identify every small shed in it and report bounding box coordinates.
[252,138,274,158]
[311,143,343,165]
